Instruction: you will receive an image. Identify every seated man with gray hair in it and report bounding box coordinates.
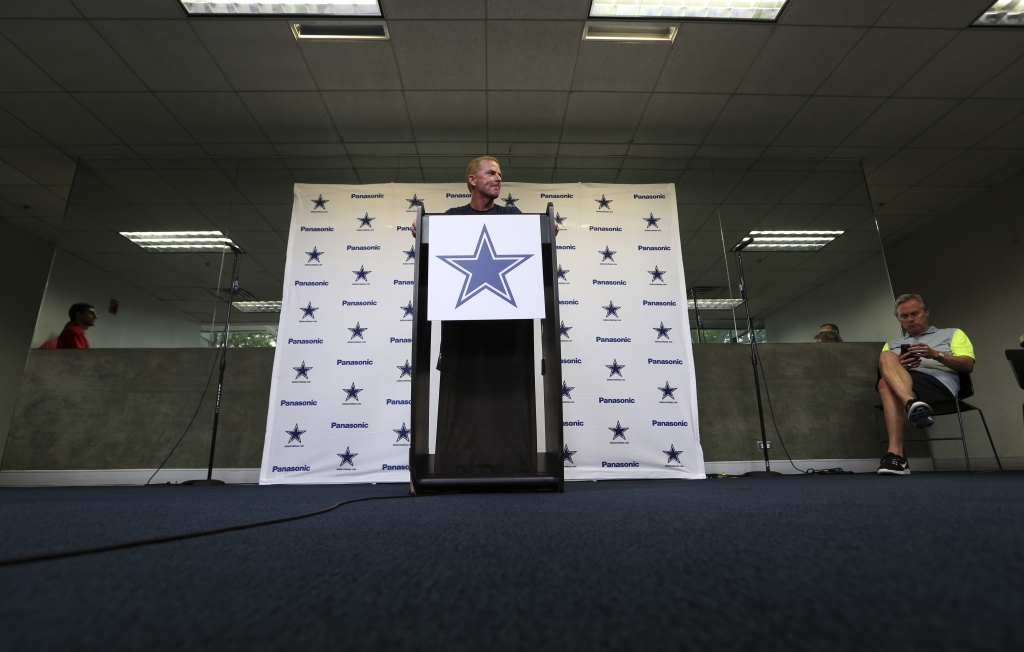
[876,294,975,475]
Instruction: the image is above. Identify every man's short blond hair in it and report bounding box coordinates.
[466,156,499,192]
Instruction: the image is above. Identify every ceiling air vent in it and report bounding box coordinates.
[290,20,389,40]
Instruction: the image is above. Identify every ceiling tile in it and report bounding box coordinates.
[74,93,196,144]
[779,0,892,25]
[655,23,772,93]
[157,92,269,144]
[488,91,568,142]
[921,148,1024,186]
[896,30,1024,99]
[761,145,835,159]
[382,0,485,18]
[875,0,996,28]
[841,98,958,148]
[703,95,807,146]
[633,94,729,145]
[69,0,186,18]
[866,148,963,186]
[389,20,486,90]
[0,185,67,217]
[874,185,966,216]
[724,170,810,205]
[572,41,672,92]
[157,168,245,204]
[552,168,617,183]
[322,91,413,142]
[299,41,403,90]
[486,0,589,19]
[975,56,1024,100]
[0,93,121,145]
[292,168,361,184]
[560,92,647,143]
[0,20,146,91]
[909,99,1024,149]
[227,230,286,254]
[0,161,39,185]
[487,21,581,91]
[978,113,1024,149]
[772,96,883,147]
[782,170,865,204]
[229,170,296,204]
[90,169,190,204]
[627,144,698,157]
[0,34,62,92]
[0,107,48,146]
[559,144,626,156]
[238,92,340,143]
[817,28,957,97]
[737,26,865,95]
[190,19,317,91]
[615,169,681,184]
[0,1,80,18]
[404,91,487,141]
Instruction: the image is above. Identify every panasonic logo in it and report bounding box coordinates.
[593,280,626,285]
[446,193,471,198]
[272,465,310,472]
[337,360,373,366]
[562,357,582,364]
[394,280,414,285]
[596,337,631,343]
[300,226,333,232]
[281,400,316,406]
[589,226,621,232]
[643,300,677,306]
[288,338,323,344]
[342,300,376,306]
[383,463,410,470]
[347,245,380,251]
[638,245,671,251]
[563,420,584,427]
[351,193,384,199]
[295,280,328,286]
[602,461,640,467]
[649,358,684,364]
[556,245,576,250]
[634,194,665,199]
[386,399,411,405]
[599,397,635,404]
[652,420,689,427]
[541,193,573,199]
[559,300,579,305]
[390,337,412,344]
[397,225,411,231]
[331,422,369,428]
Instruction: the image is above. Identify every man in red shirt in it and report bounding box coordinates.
[56,303,97,349]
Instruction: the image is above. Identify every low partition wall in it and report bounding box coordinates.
[1,343,921,483]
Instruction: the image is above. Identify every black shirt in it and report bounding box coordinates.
[445,203,523,215]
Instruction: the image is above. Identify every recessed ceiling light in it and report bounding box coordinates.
[121,231,242,253]
[689,298,744,309]
[974,1,1024,26]
[732,230,844,252]
[233,301,282,313]
[290,20,388,40]
[589,0,788,21]
[583,21,678,41]
[179,1,382,16]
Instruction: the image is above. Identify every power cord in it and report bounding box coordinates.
[0,493,413,568]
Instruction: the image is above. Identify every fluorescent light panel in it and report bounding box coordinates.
[179,1,382,16]
[689,298,743,310]
[736,230,843,252]
[121,231,242,253]
[975,1,1024,25]
[589,0,788,20]
[233,301,282,313]
[290,20,388,39]
[583,21,678,41]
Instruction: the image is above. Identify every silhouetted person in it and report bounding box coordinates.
[819,323,842,341]
[56,303,97,349]
[813,330,842,343]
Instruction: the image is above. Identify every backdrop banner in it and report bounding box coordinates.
[259,182,705,484]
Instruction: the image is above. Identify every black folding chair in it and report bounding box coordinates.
[875,371,1002,472]
[1006,349,1024,431]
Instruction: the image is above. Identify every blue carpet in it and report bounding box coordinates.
[0,473,1022,651]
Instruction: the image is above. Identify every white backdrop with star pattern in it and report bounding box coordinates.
[259,182,705,484]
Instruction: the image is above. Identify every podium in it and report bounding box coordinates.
[409,203,564,493]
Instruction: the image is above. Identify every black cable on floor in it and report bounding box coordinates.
[0,494,413,568]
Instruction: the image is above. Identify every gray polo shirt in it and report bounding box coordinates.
[883,326,975,396]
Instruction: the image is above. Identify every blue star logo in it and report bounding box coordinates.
[286,424,305,444]
[406,194,423,209]
[659,381,677,400]
[602,300,621,318]
[403,245,416,262]
[559,320,572,339]
[394,423,410,442]
[644,213,661,229]
[501,192,519,207]
[649,266,666,283]
[400,301,414,318]
[300,301,318,320]
[557,264,569,281]
[348,322,367,340]
[595,195,612,210]
[654,322,672,340]
[357,212,375,229]
[305,246,324,263]
[563,444,577,464]
[606,359,625,378]
[343,382,363,402]
[555,212,567,227]
[311,194,329,210]
[397,359,412,378]
[352,265,371,282]
[664,444,683,464]
[609,421,628,440]
[293,361,312,379]
[562,381,574,400]
[337,446,358,467]
[436,225,533,309]
[599,246,616,262]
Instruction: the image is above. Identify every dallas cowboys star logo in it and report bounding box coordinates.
[606,359,625,378]
[343,382,363,402]
[563,444,577,464]
[654,322,672,340]
[599,246,616,262]
[595,195,612,210]
[286,424,305,444]
[403,245,416,262]
[436,225,533,309]
[311,194,329,210]
[300,301,318,320]
[658,381,678,401]
[293,361,312,379]
[501,192,519,207]
[400,301,414,318]
[337,446,358,467]
[348,322,367,339]
[559,320,572,339]
[397,359,412,378]
[305,246,324,263]
[357,212,375,229]
[649,266,667,283]
[644,213,661,229]
[352,265,371,282]
[394,423,410,442]
[406,194,424,209]
[555,212,567,227]
[609,421,628,440]
[557,264,569,281]
[664,444,683,464]
[602,300,621,319]
[562,380,574,400]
